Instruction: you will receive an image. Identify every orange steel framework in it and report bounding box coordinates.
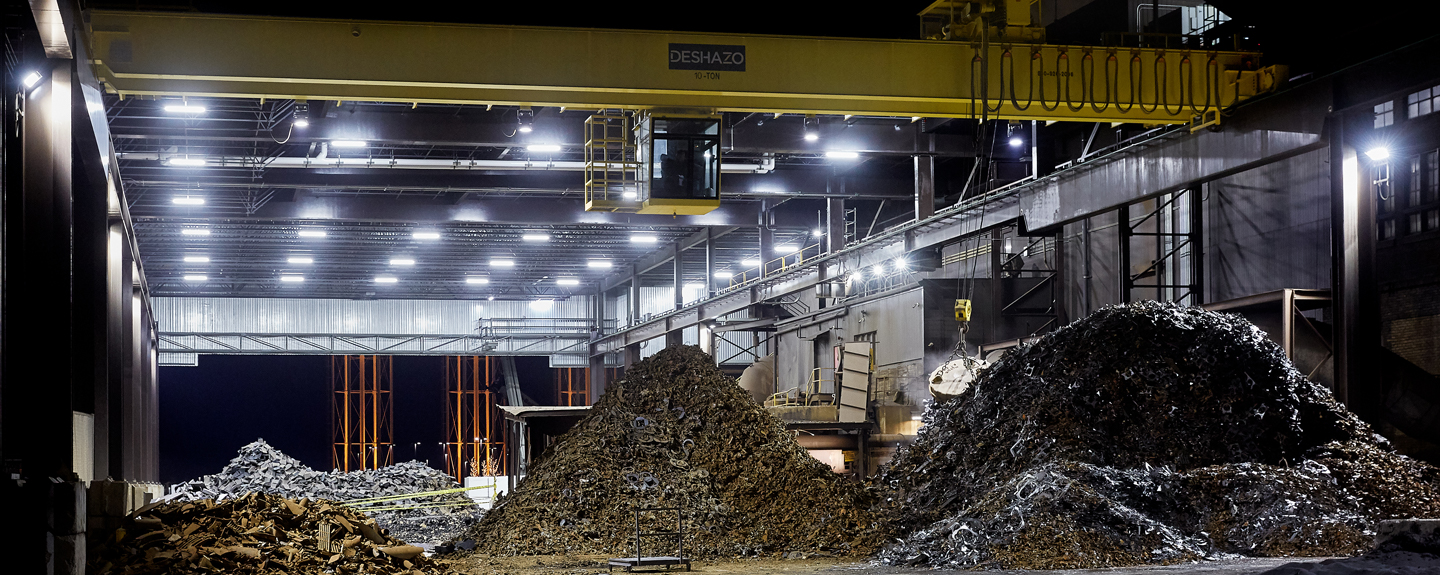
[445,356,505,482]
[331,355,395,471]
[554,367,614,406]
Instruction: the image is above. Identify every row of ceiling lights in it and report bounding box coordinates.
[174,227,662,244]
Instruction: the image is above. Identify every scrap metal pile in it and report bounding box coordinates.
[167,440,479,545]
[878,301,1440,569]
[88,492,453,575]
[466,345,882,557]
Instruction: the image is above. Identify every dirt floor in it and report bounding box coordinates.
[442,554,1315,574]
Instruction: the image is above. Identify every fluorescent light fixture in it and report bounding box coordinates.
[742,258,761,267]
[1366,147,1391,161]
[167,157,207,167]
[487,295,495,301]
[622,191,639,199]
[522,233,550,241]
[683,283,707,290]
[631,234,657,243]
[287,256,314,264]
[1009,137,1024,147]
[826,151,859,159]
[374,276,398,284]
[466,277,490,284]
[518,126,533,133]
[412,231,441,240]
[22,72,41,88]
[293,118,310,128]
[331,140,367,148]
[172,196,205,205]
[529,299,554,311]
[180,229,210,236]
[490,259,515,267]
[812,229,825,237]
[526,144,561,152]
[183,256,210,263]
[183,274,208,281]
[775,245,798,254]
[280,275,304,282]
[714,271,733,279]
[803,132,819,142]
[587,260,613,268]
[163,104,206,114]
[390,258,415,266]
[556,278,581,286]
[298,230,327,238]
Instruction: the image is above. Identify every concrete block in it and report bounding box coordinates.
[103,480,128,517]
[1375,518,1440,553]
[52,533,84,575]
[47,481,86,535]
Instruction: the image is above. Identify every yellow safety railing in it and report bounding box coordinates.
[724,242,825,292]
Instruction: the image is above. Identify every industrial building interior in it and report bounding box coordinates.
[4,1,1440,573]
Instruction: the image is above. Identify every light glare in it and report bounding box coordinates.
[390,258,415,266]
[167,158,207,167]
[280,275,304,282]
[331,140,367,148]
[412,231,441,240]
[183,274,208,281]
[631,234,657,243]
[298,230,327,238]
[490,259,515,267]
[183,256,209,263]
[181,229,210,236]
[163,105,206,114]
[587,260,613,268]
[172,196,205,205]
[1009,137,1024,147]
[527,144,561,152]
[556,278,580,286]
[522,233,550,241]
[825,151,859,159]
[374,276,398,284]
[287,257,313,264]
[1366,147,1391,160]
[466,277,490,284]
[22,72,41,88]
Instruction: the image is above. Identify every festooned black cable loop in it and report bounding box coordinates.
[1204,57,1218,115]
[1037,51,1060,112]
[1138,54,1160,114]
[1116,54,1138,113]
[971,53,984,120]
[1097,53,1118,113]
[1005,49,1033,112]
[1158,56,1183,115]
[1061,52,1084,112]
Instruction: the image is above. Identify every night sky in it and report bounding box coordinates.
[159,355,556,486]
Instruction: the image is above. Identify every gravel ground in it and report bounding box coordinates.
[443,555,1318,574]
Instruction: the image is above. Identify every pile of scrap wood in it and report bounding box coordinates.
[88,492,456,575]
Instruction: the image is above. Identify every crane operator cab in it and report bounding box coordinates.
[636,112,721,215]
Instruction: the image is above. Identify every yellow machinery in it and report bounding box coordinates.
[584,111,723,215]
[87,2,1284,215]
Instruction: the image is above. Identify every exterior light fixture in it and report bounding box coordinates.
[183,274,208,282]
[287,256,314,264]
[526,144,561,152]
[490,259,515,267]
[804,133,819,142]
[412,231,441,240]
[293,102,309,128]
[825,151,859,159]
[556,278,580,286]
[167,157,207,167]
[1366,147,1391,161]
[631,234,657,243]
[390,258,415,266]
[812,229,825,237]
[163,104,206,114]
[1009,137,1024,147]
[487,295,495,301]
[183,256,210,263]
[517,107,534,133]
[331,140,367,148]
[374,276,398,284]
[280,274,304,282]
[21,71,41,88]
[587,260,613,268]
[298,230,327,238]
[181,228,210,236]
[172,196,205,205]
[803,116,819,141]
[466,277,490,284]
[522,233,550,241]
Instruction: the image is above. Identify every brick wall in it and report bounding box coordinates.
[1381,282,1440,375]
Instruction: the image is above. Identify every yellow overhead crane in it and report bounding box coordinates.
[86,2,1283,215]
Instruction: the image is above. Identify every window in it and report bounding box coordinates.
[1410,156,1424,207]
[1410,213,1423,235]
[1381,219,1397,240]
[1429,209,1440,231]
[1430,151,1440,204]
[1408,85,1440,118]
[1375,101,1394,128]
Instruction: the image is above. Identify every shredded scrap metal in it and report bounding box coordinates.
[465,345,882,557]
[167,440,480,545]
[878,301,1440,569]
[87,492,457,575]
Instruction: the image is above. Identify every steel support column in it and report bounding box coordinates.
[915,156,935,221]
[826,197,846,253]
[672,240,684,310]
[1330,117,1378,415]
